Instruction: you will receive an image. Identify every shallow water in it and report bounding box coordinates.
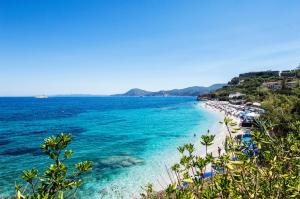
[0,97,219,198]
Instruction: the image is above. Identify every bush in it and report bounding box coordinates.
[15,133,92,199]
[141,119,300,198]
[261,94,300,135]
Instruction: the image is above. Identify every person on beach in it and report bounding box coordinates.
[218,147,221,157]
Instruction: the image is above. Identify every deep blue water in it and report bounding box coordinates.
[0,97,219,198]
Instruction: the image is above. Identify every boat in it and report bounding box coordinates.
[34,95,48,99]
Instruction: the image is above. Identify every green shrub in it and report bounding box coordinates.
[142,119,300,198]
[16,133,92,199]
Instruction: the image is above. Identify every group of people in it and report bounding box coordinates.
[204,100,262,121]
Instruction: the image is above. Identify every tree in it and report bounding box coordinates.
[16,133,93,199]
[261,94,299,135]
[228,77,239,85]
[200,131,215,155]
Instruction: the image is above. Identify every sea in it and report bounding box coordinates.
[0,97,221,198]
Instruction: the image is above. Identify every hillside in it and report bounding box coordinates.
[114,84,225,96]
[116,88,152,96]
[207,69,300,101]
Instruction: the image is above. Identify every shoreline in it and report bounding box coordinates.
[199,101,242,157]
[150,101,241,194]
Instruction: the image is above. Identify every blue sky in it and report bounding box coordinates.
[0,0,300,96]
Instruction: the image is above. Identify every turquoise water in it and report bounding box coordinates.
[0,97,220,198]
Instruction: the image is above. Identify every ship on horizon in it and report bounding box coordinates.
[34,95,48,99]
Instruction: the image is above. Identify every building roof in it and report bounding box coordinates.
[229,92,245,98]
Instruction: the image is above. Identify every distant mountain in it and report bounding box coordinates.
[51,94,106,97]
[114,84,225,96]
[207,83,226,91]
[117,88,152,96]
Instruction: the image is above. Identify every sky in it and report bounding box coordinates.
[0,0,300,96]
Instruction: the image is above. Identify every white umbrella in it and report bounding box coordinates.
[253,102,261,107]
[246,112,259,117]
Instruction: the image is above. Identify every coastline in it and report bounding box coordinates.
[199,101,241,157]
[149,101,240,195]
[200,102,227,157]
[0,97,241,199]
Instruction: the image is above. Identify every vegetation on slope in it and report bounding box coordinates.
[141,69,300,198]
[211,68,300,135]
[261,91,300,135]
[211,68,300,102]
[141,118,300,199]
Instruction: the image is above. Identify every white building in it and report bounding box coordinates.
[229,92,245,99]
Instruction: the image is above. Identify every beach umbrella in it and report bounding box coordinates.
[253,102,261,107]
[246,112,259,117]
[239,111,246,116]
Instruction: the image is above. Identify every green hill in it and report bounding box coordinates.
[209,69,300,102]
[115,84,225,96]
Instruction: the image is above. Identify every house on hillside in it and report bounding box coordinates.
[229,92,246,104]
[262,81,282,91]
[228,92,245,99]
[263,79,298,91]
[286,81,298,89]
[239,79,245,85]
[229,99,246,105]
[281,70,297,78]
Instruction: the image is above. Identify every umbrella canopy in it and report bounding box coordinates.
[253,102,261,107]
[239,111,246,116]
[246,112,259,117]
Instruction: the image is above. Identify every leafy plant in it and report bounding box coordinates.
[16,133,92,199]
[142,118,300,198]
[200,131,215,155]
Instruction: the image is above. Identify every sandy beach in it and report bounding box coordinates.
[199,101,242,157]
[151,100,242,194]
